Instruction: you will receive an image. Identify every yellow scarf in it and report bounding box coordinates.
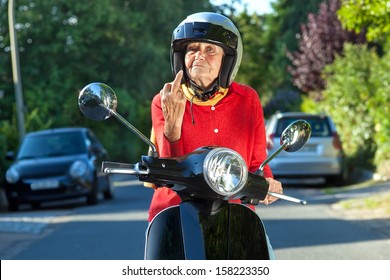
[181,84,229,106]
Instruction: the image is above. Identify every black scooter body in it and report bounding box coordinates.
[145,200,270,260]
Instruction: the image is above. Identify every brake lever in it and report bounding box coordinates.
[268,191,307,205]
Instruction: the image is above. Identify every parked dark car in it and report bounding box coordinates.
[266,112,347,185]
[4,127,113,211]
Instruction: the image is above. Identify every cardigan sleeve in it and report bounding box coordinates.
[253,106,273,178]
[241,85,273,178]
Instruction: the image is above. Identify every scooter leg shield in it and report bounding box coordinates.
[227,204,270,259]
[144,206,185,260]
[144,203,270,260]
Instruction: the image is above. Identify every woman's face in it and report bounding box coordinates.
[184,42,224,89]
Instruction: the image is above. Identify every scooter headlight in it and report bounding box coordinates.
[203,148,248,197]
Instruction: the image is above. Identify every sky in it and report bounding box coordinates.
[211,0,274,14]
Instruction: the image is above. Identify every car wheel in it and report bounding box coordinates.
[103,175,114,200]
[326,175,343,186]
[8,201,19,212]
[86,175,98,205]
[31,202,41,210]
[327,163,349,186]
[326,170,347,186]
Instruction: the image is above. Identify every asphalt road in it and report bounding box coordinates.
[0,176,389,260]
[0,177,153,260]
[260,183,390,259]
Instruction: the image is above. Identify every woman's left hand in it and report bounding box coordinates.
[262,178,283,205]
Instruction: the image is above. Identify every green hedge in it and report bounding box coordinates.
[318,43,390,175]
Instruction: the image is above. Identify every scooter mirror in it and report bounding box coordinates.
[281,120,311,152]
[258,119,311,182]
[78,82,159,157]
[78,82,117,121]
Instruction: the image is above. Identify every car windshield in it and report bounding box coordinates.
[17,131,87,159]
[275,116,331,137]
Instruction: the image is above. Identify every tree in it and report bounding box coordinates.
[0,0,213,161]
[215,0,325,106]
[287,0,365,100]
[262,0,324,94]
[233,12,270,97]
[338,0,390,46]
[312,1,390,177]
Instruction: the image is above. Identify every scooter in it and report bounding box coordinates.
[78,82,311,260]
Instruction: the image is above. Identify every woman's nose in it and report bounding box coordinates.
[194,50,205,59]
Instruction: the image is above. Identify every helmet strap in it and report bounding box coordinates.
[187,79,220,101]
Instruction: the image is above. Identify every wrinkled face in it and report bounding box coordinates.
[184,42,224,89]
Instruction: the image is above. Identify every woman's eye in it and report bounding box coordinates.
[187,47,197,53]
[207,47,216,53]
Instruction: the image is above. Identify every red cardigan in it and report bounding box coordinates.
[148,82,273,221]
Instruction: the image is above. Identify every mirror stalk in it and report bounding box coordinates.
[257,141,308,205]
[258,142,287,176]
[110,110,158,158]
[256,119,311,205]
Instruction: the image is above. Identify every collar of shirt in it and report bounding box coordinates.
[181,83,229,106]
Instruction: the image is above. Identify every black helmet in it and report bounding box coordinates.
[171,12,243,88]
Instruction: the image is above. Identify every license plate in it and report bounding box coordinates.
[31,180,59,190]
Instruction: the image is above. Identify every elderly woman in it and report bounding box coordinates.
[147,12,283,258]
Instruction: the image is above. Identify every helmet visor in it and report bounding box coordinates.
[172,22,238,55]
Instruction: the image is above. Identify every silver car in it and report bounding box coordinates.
[265,112,346,185]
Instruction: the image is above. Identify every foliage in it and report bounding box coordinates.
[0,107,52,151]
[338,0,390,46]
[318,43,389,168]
[0,107,52,187]
[1,0,389,179]
[335,0,390,176]
[263,90,302,118]
[287,0,366,99]
[0,0,213,163]
[220,0,325,107]
[233,12,272,100]
[261,0,324,94]
[258,0,329,116]
[299,94,319,113]
[368,50,390,171]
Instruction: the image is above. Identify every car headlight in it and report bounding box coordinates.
[6,167,20,184]
[70,160,88,178]
[203,148,248,197]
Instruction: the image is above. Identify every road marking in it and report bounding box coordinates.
[0,212,66,234]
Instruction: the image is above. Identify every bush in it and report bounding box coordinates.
[319,44,376,167]
[369,51,390,169]
[319,43,390,172]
